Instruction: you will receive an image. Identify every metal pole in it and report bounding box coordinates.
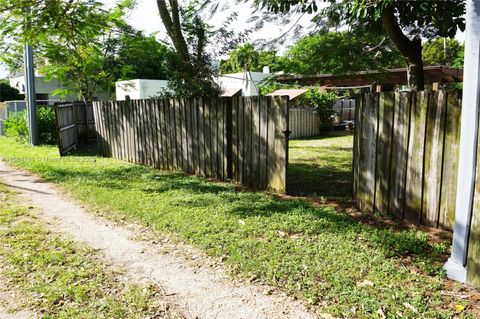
[23,43,37,145]
[444,0,480,283]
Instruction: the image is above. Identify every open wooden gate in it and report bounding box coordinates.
[55,102,95,156]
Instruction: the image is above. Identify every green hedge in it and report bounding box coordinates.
[3,106,57,145]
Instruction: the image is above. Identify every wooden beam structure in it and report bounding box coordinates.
[275,66,463,88]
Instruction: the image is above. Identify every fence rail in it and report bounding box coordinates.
[353,91,461,229]
[93,96,289,192]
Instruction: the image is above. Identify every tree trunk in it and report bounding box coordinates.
[381,6,425,91]
[156,0,190,66]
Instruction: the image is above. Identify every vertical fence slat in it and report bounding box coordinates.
[252,97,261,186]
[231,97,239,181]
[423,91,446,226]
[175,99,182,170]
[388,93,410,219]
[198,98,205,176]
[405,92,429,223]
[268,96,288,192]
[218,98,226,179]
[238,98,245,184]
[259,97,268,189]
[353,96,362,199]
[192,99,200,175]
[439,92,462,229]
[244,97,253,185]
[204,99,212,176]
[150,100,159,168]
[375,92,395,214]
[180,99,188,173]
[357,94,378,214]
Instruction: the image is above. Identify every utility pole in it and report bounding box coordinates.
[23,43,37,146]
[444,0,480,284]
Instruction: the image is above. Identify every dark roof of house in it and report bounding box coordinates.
[275,66,463,87]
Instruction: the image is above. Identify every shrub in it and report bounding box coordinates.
[3,106,57,145]
[3,111,29,143]
[37,106,57,145]
[295,89,337,131]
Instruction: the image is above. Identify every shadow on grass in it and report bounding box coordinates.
[288,135,354,200]
[37,162,447,266]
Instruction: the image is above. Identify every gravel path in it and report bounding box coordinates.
[0,161,321,319]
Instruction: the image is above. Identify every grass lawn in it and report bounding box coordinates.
[288,132,354,200]
[0,183,179,318]
[0,136,476,318]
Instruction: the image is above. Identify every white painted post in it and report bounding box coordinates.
[444,0,480,283]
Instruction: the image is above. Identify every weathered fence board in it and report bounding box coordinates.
[375,92,395,214]
[94,96,289,192]
[354,91,462,229]
[423,91,446,226]
[439,93,462,229]
[356,94,378,213]
[55,102,95,155]
[289,108,321,139]
[388,93,410,219]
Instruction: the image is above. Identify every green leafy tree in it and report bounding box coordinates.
[253,0,466,91]
[0,1,136,101]
[281,30,403,75]
[422,38,464,68]
[220,43,281,74]
[106,27,177,81]
[221,43,259,73]
[156,0,219,97]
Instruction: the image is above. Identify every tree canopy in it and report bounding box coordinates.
[252,0,466,90]
[281,30,404,75]
[422,38,464,68]
[219,43,281,74]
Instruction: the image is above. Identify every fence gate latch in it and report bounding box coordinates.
[282,129,292,137]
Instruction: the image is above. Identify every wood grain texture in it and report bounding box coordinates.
[405,92,428,223]
[388,93,410,219]
[375,92,395,214]
[357,93,378,214]
[439,92,462,229]
[422,91,446,226]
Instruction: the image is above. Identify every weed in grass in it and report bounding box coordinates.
[0,136,476,318]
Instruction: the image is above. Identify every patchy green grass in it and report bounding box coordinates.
[0,183,180,318]
[288,133,354,200]
[0,136,475,318]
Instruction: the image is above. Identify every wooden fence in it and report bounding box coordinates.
[55,102,95,155]
[92,96,289,192]
[289,108,320,139]
[353,91,461,229]
[333,99,355,122]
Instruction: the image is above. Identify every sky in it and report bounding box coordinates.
[0,0,465,79]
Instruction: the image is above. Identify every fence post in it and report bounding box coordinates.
[445,0,480,285]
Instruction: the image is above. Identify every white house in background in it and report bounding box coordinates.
[115,79,171,100]
[9,73,72,102]
[9,73,110,102]
[216,69,274,97]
